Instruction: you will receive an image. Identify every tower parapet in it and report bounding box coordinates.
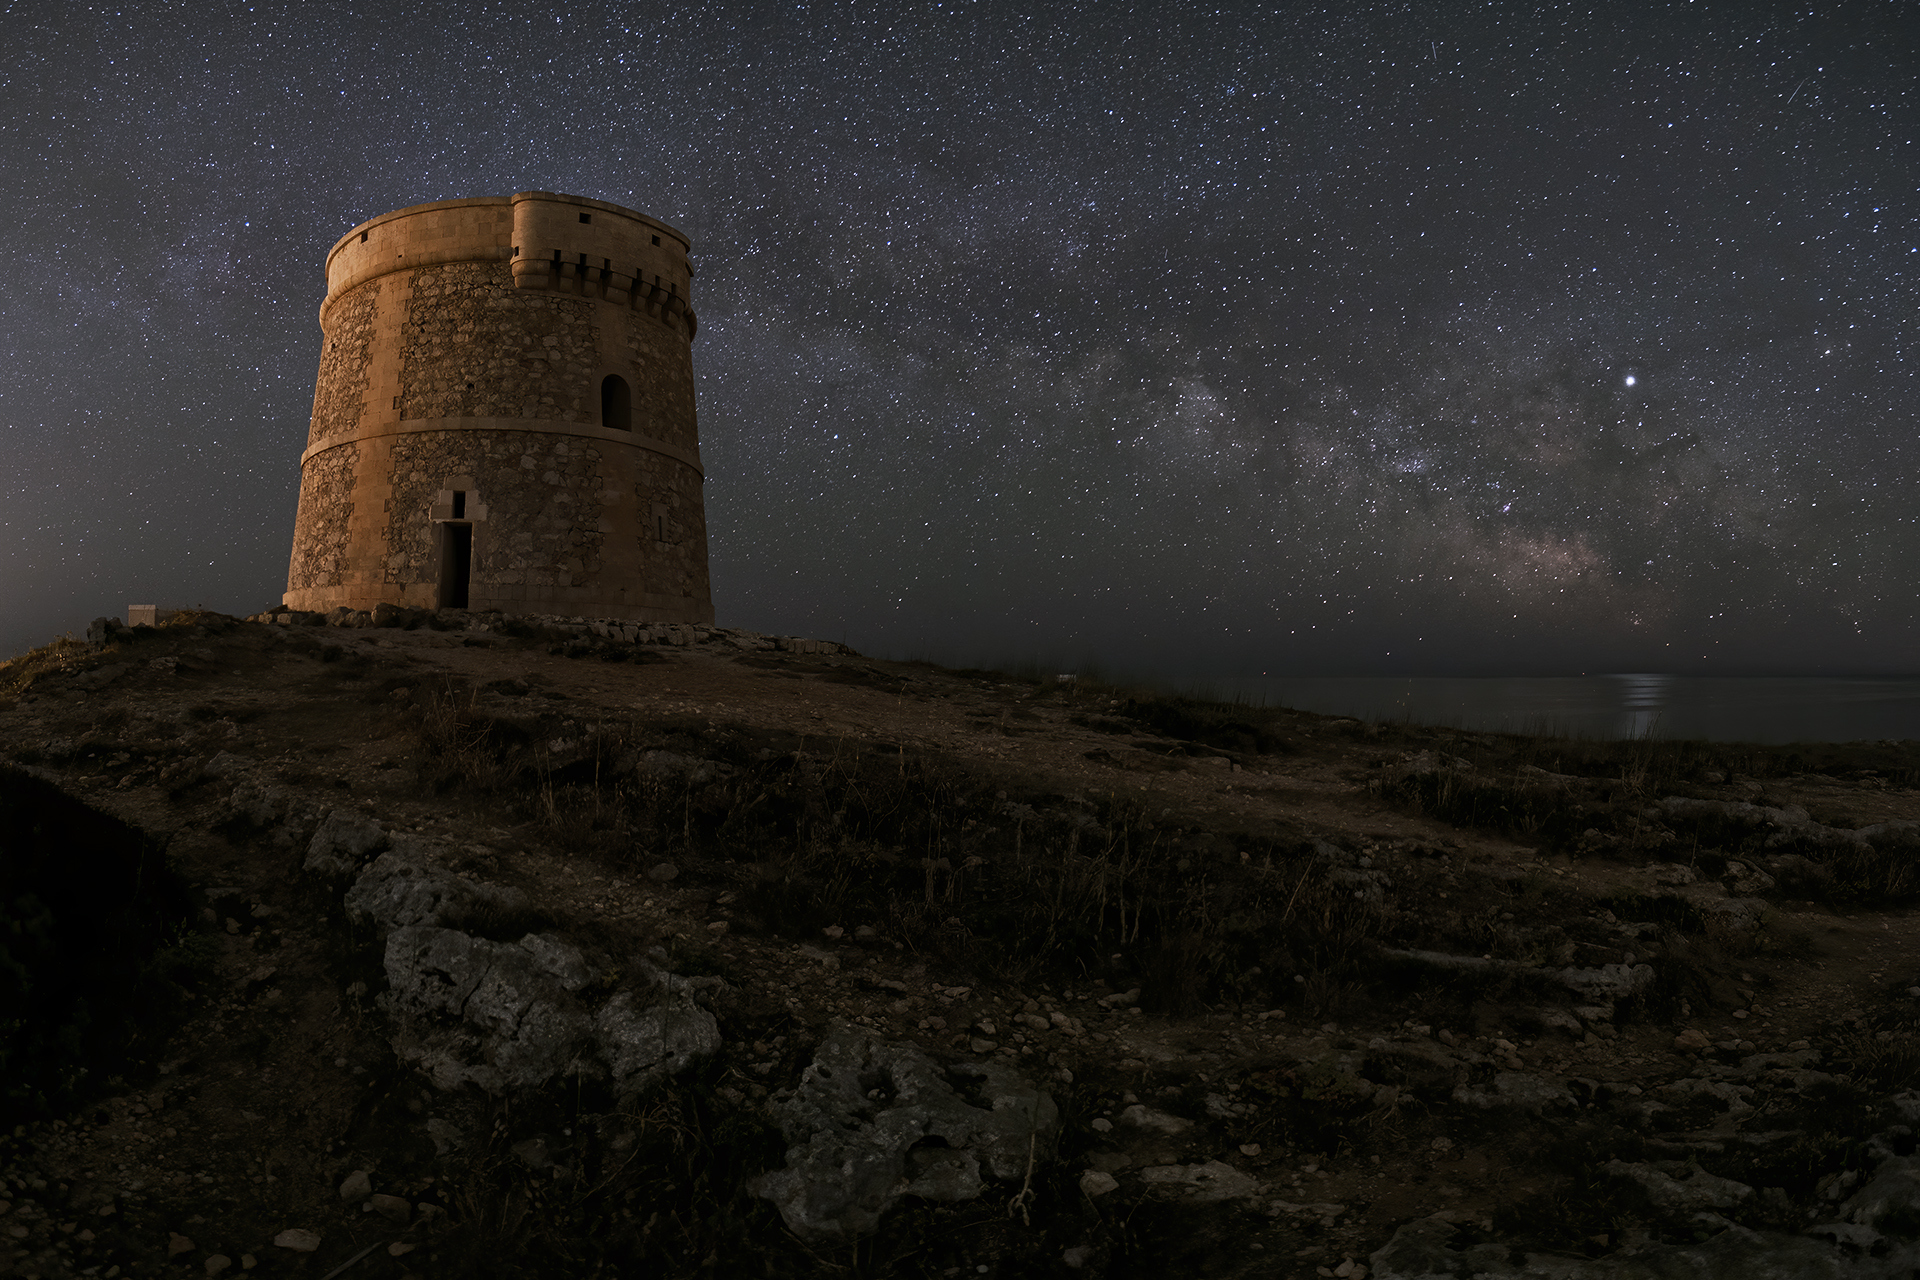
[285,192,712,622]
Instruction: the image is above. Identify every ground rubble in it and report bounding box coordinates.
[4,611,1920,1276]
[1375,1095,1920,1278]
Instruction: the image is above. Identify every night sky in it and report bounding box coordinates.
[3,1,1915,677]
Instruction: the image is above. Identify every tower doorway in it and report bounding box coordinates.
[438,523,473,608]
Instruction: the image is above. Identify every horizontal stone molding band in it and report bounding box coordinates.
[299,417,704,476]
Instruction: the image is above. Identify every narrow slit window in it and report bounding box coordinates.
[452,491,467,519]
[579,212,592,224]
[601,375,632,431]
[359,231,368,242]
[650,234,660,246]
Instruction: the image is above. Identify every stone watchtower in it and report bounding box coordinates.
[283,191,712,623]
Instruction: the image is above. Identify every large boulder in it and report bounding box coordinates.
[349,845,720,1099]
[380,926,596,1094]
[753,1025,1059,1239]
[375,926,721,1099]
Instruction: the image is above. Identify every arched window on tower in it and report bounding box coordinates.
[601,375,633,431]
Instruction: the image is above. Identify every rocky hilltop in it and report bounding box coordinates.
[3,609,1920,1278]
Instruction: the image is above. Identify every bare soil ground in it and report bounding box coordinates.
[2,612,1918,1278]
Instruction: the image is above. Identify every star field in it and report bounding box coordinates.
[2,0,1915,676]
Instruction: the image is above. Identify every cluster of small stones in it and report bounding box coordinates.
[239,604,854,656]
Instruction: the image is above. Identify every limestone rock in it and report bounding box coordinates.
[1557,963,1654,1004]
[304,809,389,876]
[1701,896,1770,931]
[752,1024,1059,1239]
[225,780,294,828]
[1118,1103,1194,1135]
[1138,1160,1262,1203]
[344,841,530,935]
[377,922,715,1100]
[1452,1072,1574,1112]
[1377,951,1652,1017]
[379,926,595,1093]
[594,985,722,1102]
[367,1193,411,1224]
[1604,1159,1754,1211]
[1724,861,1777,895]
[1657,1077,1756,1118]
[1841,1156,1920,1230]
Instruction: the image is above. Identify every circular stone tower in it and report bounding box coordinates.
[283,191,712,623]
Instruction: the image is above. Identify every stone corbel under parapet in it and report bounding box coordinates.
[507,191,696,339]
[508,252,697,338]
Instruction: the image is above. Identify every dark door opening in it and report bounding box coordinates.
[439,523,473,609]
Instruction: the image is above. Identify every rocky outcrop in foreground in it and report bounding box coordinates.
[754,1024,1059,1238]
[8,610,1920,1277]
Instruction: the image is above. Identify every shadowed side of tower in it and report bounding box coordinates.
[284,192,713,623]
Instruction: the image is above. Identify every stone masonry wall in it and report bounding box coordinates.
[620,306,699,452]
[398,263,597,424]
[308,281,381,449]
[286,442,359,592]
[384,431,610,591]
[633,448,709,601]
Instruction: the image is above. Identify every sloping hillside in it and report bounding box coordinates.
[4,610,1920,1278]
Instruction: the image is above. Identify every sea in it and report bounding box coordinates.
[1190,675,1920,745]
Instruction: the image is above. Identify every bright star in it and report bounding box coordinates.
[1624,375,1637,386]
